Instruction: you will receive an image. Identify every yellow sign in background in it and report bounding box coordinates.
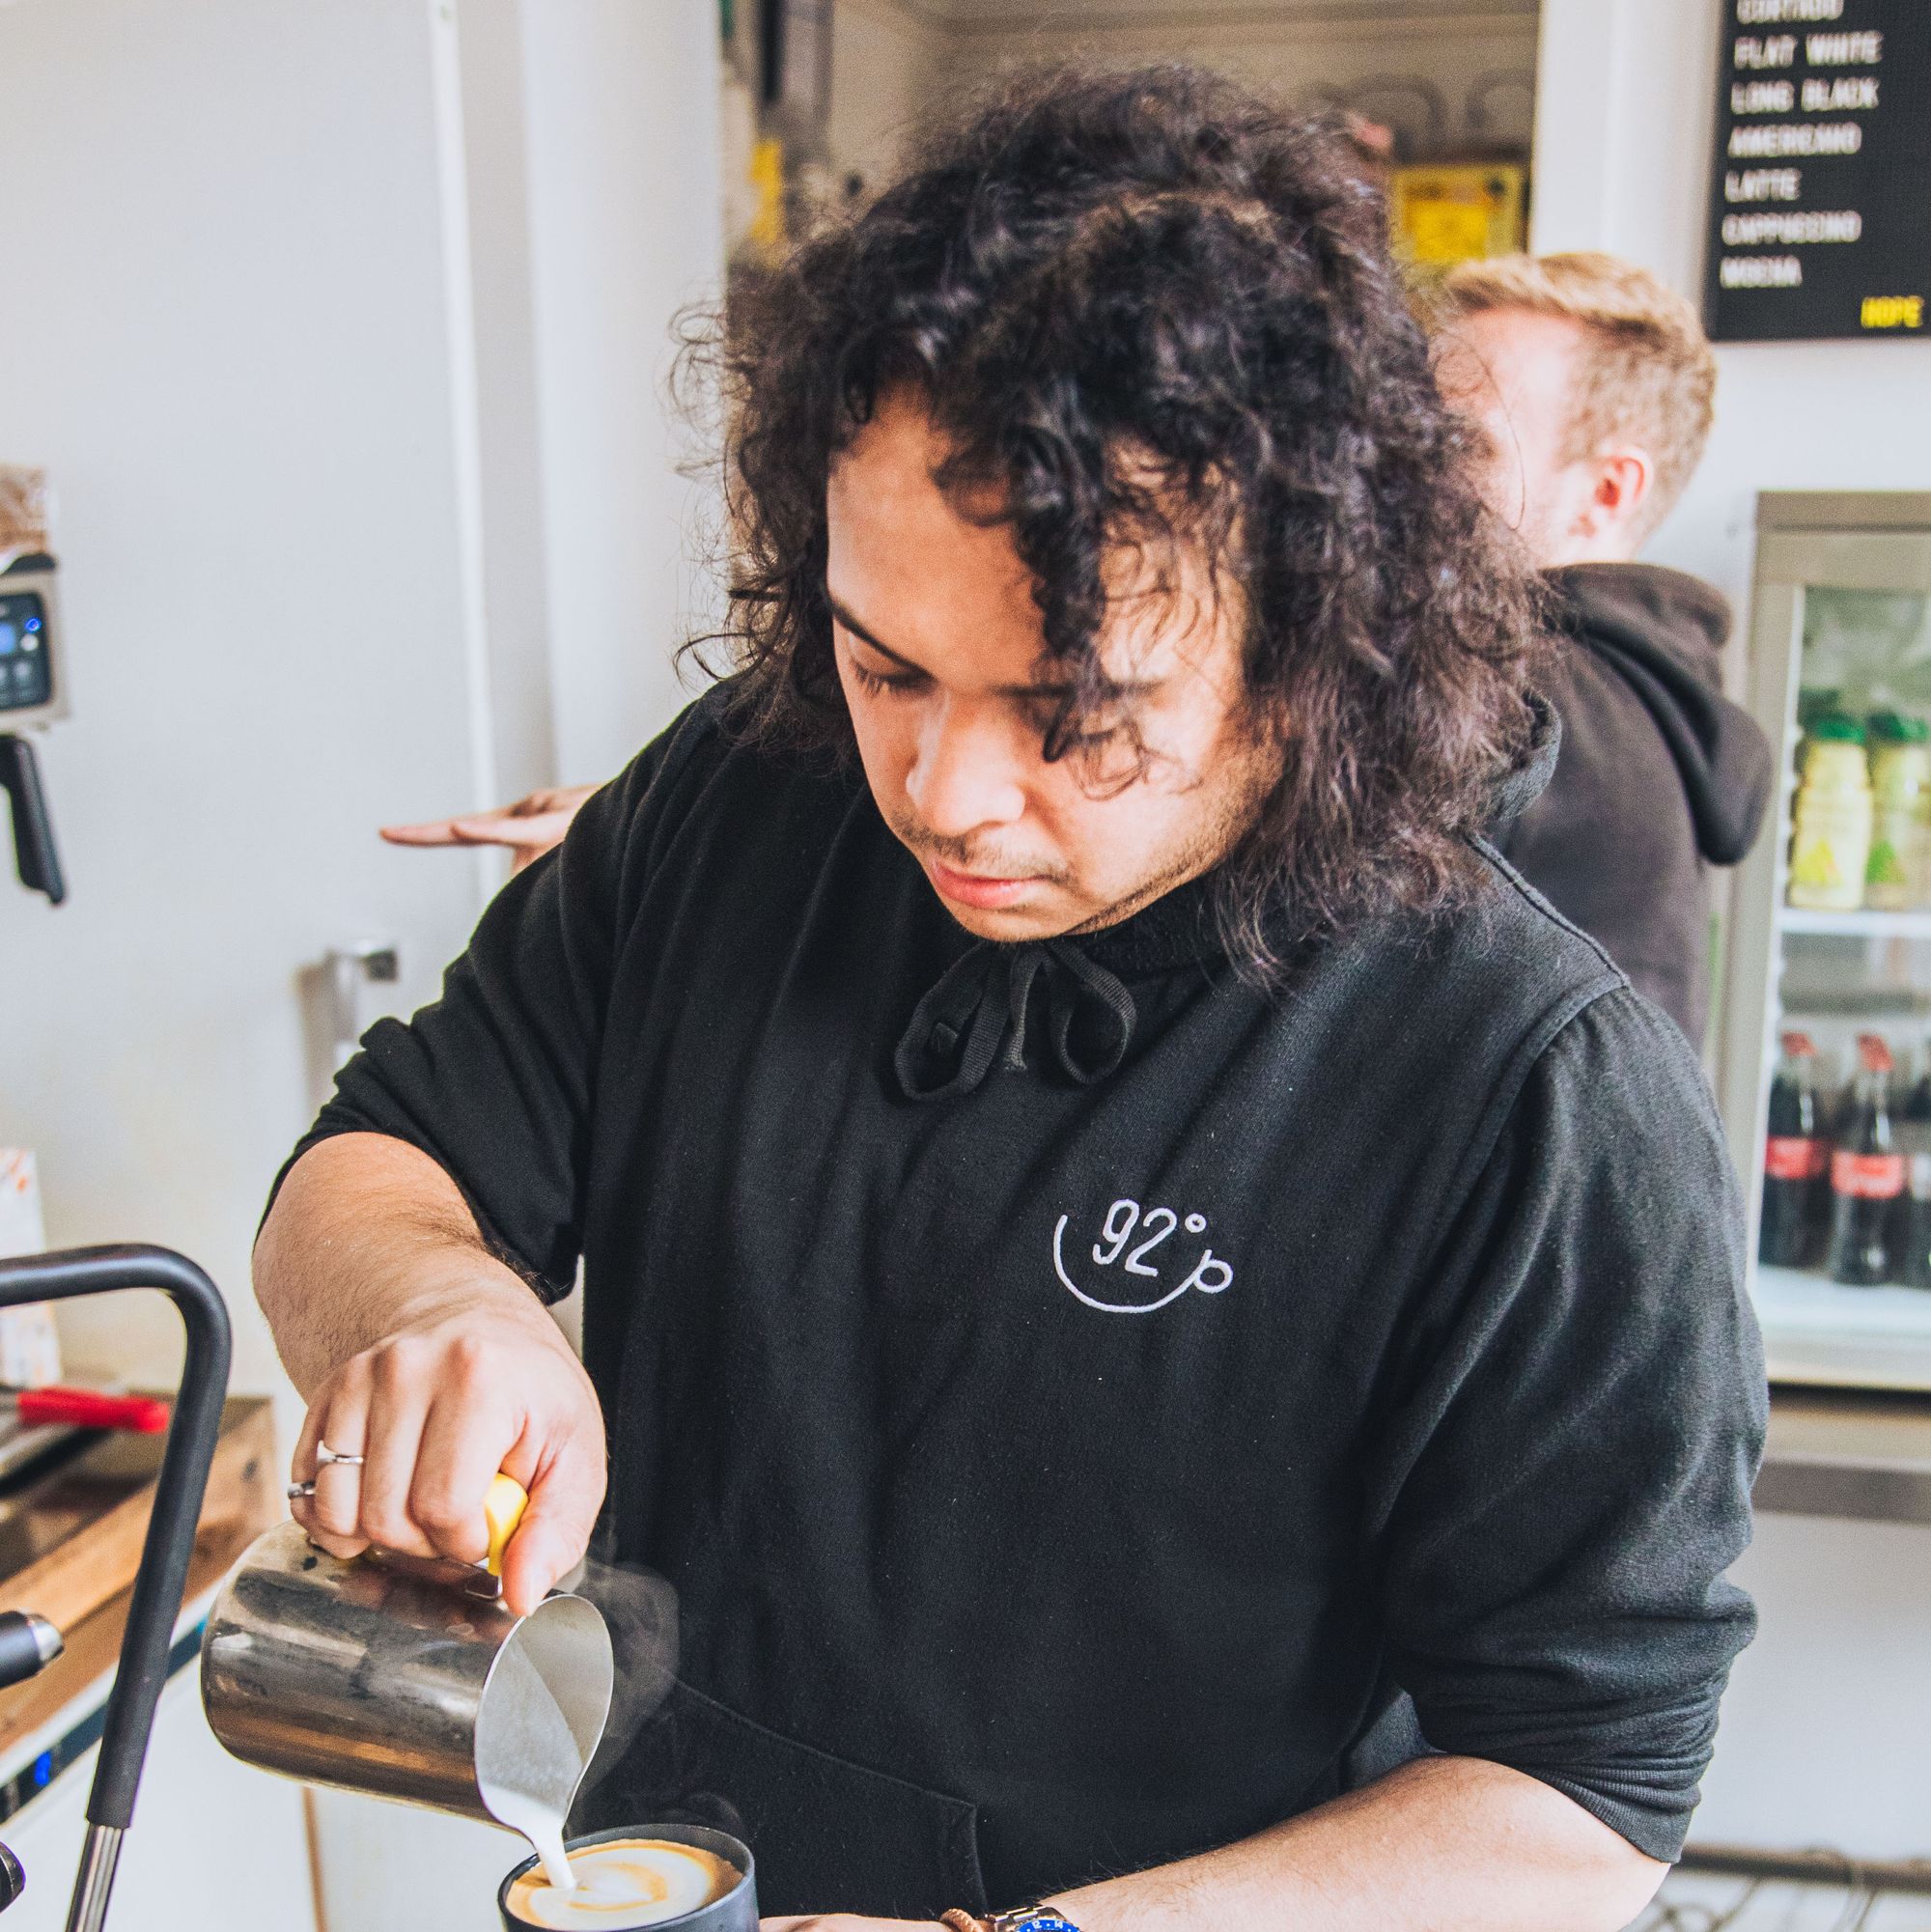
[1389,163,1529,269]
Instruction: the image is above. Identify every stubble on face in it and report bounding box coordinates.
[875,730,1273,934]
[827,394,1283,940]
[890,572,1280,934]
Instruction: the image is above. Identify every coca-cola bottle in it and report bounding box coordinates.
[1827,1033,1906,1286]
[1896,1045,1931,1289]
[1760,1032,1829,1268]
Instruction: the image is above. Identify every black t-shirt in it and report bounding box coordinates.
[291,685,1766,1918]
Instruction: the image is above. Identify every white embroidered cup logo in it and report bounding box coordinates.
[1051,1196,1234,1313]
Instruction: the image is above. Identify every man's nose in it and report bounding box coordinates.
[904,696,1028,838]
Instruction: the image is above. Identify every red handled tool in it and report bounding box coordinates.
[4,1386,170,1433]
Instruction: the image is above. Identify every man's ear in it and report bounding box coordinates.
[1590,447,1654,533]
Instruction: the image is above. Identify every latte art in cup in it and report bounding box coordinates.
[506,1838,739,1928]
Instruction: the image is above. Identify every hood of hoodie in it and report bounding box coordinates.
[1544,562,1775,866]
[1488,689,1563,832]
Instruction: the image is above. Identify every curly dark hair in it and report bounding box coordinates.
[693,62,1545,974]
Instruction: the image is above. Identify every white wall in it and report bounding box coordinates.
[1535,0,1931,1863]
[0,0,724,1391]
[458,0,562,807]
[518,0,726,786]
[0,0,499,1398]
[1,7,724,1920]
[1700,1510,1931,1860]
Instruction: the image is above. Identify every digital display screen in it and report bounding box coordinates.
[0,593,51,713]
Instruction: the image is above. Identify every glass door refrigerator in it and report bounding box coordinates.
[1721,491,1931,1389]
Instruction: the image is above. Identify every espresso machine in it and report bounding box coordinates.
[0,545,67,906]
[0,1246,231,1929]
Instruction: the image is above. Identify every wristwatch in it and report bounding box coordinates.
[941,1911,1082,1932]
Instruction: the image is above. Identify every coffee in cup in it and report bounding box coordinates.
[500,1824,756,1931]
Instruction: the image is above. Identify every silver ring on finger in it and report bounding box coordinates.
[315,1441,366,1470]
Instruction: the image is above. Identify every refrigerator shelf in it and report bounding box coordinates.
[1756,1264,1931,1389]
[1777,989,1931,1018]
[1779,907,1931,940]
[1756,1264,1931,1330]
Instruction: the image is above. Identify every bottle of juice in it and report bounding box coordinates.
[1788,714,1873,910]
[1863,713,1930,910]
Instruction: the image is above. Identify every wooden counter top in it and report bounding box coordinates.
[0,1397,277,1759]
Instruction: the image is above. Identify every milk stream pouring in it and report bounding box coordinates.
[462,1476,582,1889]
[201,1476,614,1893]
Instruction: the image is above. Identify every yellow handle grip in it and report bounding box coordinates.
[483,1473,529,1578]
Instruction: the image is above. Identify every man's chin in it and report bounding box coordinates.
[920,874,1082,941]
[922,865,1171,942]
[938,895,1079,942]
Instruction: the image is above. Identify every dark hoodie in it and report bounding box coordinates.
[1498,562,1775,1048]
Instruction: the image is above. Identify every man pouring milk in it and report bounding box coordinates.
[257,66,1765,1932]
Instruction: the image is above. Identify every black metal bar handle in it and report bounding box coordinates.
[0,1245,231,1831]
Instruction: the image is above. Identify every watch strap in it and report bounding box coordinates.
[941,1909,1083,1932]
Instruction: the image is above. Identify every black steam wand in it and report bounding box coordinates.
[0,1246,231,1932]
[0,736,63,906]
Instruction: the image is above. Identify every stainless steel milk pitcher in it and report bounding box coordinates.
[200,1518,614,1832]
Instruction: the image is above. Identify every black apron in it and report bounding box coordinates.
[585,1675,990,1916]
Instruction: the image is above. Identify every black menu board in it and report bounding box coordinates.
[1705,0,1931,342]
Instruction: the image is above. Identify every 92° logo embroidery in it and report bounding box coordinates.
[1051,1196,1235,1314]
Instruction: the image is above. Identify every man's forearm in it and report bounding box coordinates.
[1049,1755,1665,1932]
[255,1131,545,1395]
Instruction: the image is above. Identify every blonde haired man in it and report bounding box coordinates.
[1436,251,1772,1047]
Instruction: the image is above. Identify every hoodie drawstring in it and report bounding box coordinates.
[893,939,1136,1101]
